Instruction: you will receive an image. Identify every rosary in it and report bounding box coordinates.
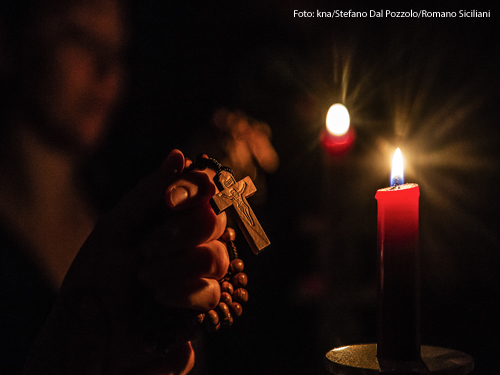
[189,155,271,331]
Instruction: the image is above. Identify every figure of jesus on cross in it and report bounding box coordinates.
[210,170,270,255]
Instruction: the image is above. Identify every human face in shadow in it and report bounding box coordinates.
[29,0,127,152]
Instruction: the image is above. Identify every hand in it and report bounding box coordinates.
[24,150,229,375]
[200,227,250,332]
[138,152,229,311]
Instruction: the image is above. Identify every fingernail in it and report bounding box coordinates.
[169,186,189,207]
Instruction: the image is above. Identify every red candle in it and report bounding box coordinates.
[320,126,355,156]
[321,103,355,156]
[375,148,421,362]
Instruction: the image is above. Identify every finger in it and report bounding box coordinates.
[167,200,226,247]
[98,150,222,250]
[140,240,229,283]
[187,240,229,280]
[140,201,227,257]
[161,149,186,176]
[150,277,221,311]
[141,194,227,258]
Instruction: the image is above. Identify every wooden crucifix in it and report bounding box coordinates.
[210,170,270,255]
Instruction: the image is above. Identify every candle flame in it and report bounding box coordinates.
[326,103,350,136]
[391,148,404,186]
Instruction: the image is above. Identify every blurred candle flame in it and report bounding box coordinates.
[391,148,404,186]
[326,103,350,136]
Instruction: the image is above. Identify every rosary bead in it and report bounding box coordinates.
[207,309,219,324]
[233,288,249,303]
[204,309,220,332]
[227,228,236,241]
[217,302,230,317]
[220,292,233,305]
[230,259,245,274]
[217,302,233,327]
[232,272,248,288]
[220,281,234,295]
[220,227,236,243]
[230,302,243,317]
[196,313,205,324]
[222,314,233,328]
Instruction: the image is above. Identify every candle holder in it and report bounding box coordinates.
[324,343,473,375]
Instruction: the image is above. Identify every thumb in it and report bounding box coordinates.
[97,150,218,245]
[164,167,217,211]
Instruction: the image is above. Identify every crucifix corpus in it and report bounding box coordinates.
[211,170,270,255]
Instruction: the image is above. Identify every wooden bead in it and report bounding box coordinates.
[183,311,205,328]
[222,315,233,328]
[220,281,234,295]
[204,309,220,332]
[233,288,249,303]
[227,228,236,242]
[217,302,233,327]
[220,292,233,305]
[230,259,244,274]
[230,302,243,317]
[196,313,205,324]
[207,309,219,324]
[217,302,230,317]
[232,272,248,288]
[220,227,236,243]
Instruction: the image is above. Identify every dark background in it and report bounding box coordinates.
[85,1,500,374]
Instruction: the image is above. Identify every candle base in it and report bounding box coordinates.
[325,344,473,375]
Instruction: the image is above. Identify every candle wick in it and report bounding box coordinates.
[391,178,401,190]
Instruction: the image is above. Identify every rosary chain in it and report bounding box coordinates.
[188,154,247,331]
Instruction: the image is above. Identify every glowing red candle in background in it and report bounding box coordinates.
[375,148,421,363]
[321,103,355,156]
